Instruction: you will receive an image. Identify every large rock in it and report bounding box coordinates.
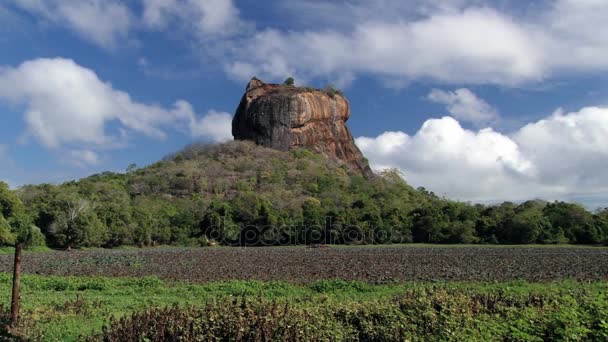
[232,78,373,177]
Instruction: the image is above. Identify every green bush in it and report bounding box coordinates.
[283,77,295,86]
[87,287,608,341]
[309,280,371,293]
[29,225,47,247]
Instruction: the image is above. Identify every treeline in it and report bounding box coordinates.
[1,141,607,249]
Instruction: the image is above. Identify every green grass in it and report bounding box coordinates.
[330,243,608,249]
[0,246,53,254]
[0,273,606,341]
[1,243,606,255]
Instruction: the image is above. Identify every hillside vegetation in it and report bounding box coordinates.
[1,141,607,249]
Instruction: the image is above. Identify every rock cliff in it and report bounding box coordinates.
[232,78,373,177]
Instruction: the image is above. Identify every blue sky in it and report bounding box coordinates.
[0,0,607,207]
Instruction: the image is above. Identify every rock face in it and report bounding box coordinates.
[232,78,374,177]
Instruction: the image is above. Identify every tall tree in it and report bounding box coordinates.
[0,182,33,327]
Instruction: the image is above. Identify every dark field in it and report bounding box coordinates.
[1,245,606,283]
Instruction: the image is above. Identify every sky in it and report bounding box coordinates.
[0,0,607,207]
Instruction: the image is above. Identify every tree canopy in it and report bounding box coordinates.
[3,142,607,249]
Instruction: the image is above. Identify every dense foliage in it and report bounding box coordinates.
[0,182,40,247]
[88,287,608,341]
[3,141,607,249]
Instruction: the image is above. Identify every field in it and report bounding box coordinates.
[0,245,607,283]
[0,245,606,341]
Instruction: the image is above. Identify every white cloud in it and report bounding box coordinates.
[6,1,608,86]
[543,0,608,72]
[514,107,608,190]
[8,0,245,49]
[222,0,608,86]
[142,0,244,38]
[189,110,233,143]
[0,58,232,150]
[428,88,498,126]
[357,106,608,203]
[68,149,100,168]
[225,7,544,85]
[9,0,132,49]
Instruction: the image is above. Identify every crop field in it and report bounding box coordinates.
[0,246,606,340]
[0,245,607,283]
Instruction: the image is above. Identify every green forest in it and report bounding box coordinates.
[1,141,607,249]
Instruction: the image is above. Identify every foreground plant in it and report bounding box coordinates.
[85,287,608,342]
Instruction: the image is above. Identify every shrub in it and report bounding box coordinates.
[323,84,343,97]
[283,77,295,86]
[28,225,47,247]
[86,287,608,341]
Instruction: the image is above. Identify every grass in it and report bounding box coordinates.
[0,273,606,340]
[1,243,606,255]
[0,246,53,254]
[334,243,608,248]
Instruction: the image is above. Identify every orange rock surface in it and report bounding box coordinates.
[233,78,373,177]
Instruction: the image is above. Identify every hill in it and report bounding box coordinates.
[13,141,428,248]
[2,80,607,249]
[6,141,606,249]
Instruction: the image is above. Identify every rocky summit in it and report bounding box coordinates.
[232,78,374,177]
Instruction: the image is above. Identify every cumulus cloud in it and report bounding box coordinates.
[9,0,132,49]
[0,58,232,150]
[225,7,542,85]
[223,0,608,86]
[428,88,498,126]
[357,106,608,203]
[189,110,233,143]
[514,107,608,190]
[68,149,101,168]
[543,0,608,71]
[8,0,244,49]
[8,1,608,87]
[142,0,244,38]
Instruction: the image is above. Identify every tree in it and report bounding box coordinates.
[410,206,449,243]
[200,201,239,244]
[595,209,608,245]
[284,77,295,86]
[48,192,106,249]
[0,214,16,246]
[543,202,597,244]
[0,182,33,327]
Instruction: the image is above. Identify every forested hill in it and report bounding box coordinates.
[3,141,608,249]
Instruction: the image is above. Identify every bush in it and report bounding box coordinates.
[28,225,47,247]
[0,215,15,246]
[86,287,608,341]
[308,280,371,293]
[283,77,295,86]
[323,84,343,97]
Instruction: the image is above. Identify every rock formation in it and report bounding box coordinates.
[232,78,373,177]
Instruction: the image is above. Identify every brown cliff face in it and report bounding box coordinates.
[232,78,374,177]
